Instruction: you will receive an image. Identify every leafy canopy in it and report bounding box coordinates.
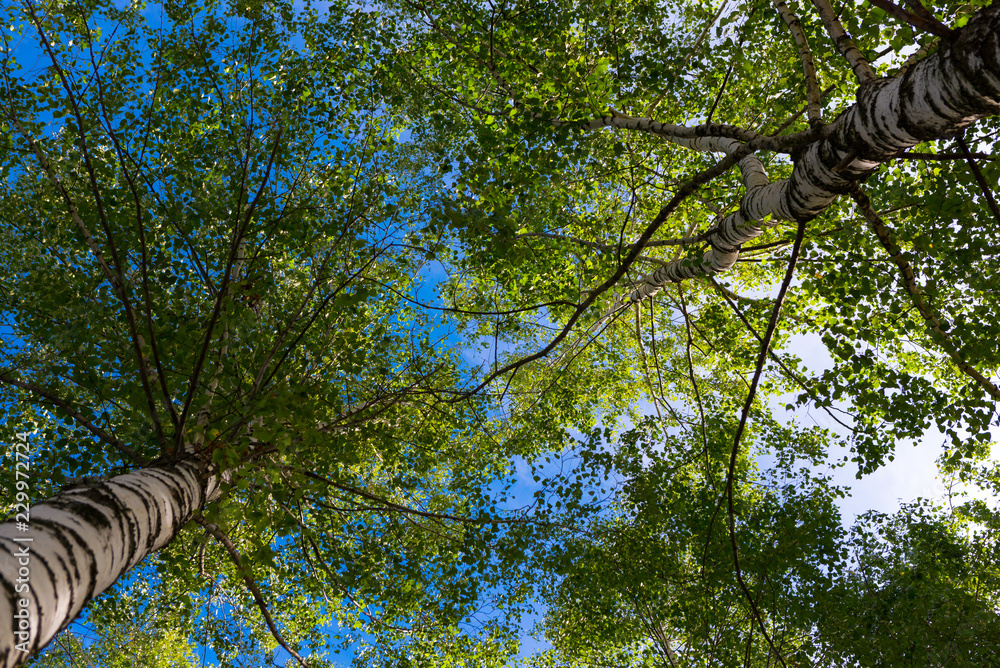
[2,0,1000,665]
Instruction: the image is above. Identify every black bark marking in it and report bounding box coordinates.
[95,482,135,570]
[27,517,92,652]
[113,478,158,554]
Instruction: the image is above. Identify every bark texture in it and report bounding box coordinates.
[623,5,1000,302]
[0,461,213,667]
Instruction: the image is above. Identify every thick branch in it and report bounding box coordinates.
[866,0,956,40]
[471,8,1000,391]
[576,112,830,155]
[771,46,893,134]
[774,0,823,125]
[620,11,1000,300]
[810,0,878,83]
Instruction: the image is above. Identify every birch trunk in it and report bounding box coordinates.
[0,460,216,667]
[622,5,1000,301]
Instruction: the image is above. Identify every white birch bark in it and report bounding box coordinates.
[613,6,1000,302]
[0,461,218,667]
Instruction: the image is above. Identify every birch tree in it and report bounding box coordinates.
[383,0,1000,663]
[0,1,542,665]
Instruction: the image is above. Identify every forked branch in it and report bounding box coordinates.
[23,3,169,447]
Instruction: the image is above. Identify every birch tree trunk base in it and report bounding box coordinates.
[0,461,211,668]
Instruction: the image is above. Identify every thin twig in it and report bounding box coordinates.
[724,216,808,668]
[848,184,1000,400]
[676,286,716,490]
[708,4,761,123]
[518,230,705,249]
[24,4,168,448]
[900,150,997,161]
[453,144,757,400]
[55,631,94,668]
[194,517,311,668]
[648,299,672,421]
[295,469,549,527]
[0,373,146,465]
[957,135,1000,227]
[632,304,672,442]
[646,0,730,117]
[707,60,735,124]
[708,280,857,433]
[83,27,179,430]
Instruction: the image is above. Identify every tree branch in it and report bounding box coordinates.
[774,0,823,126]
[0,372,146,465]
[630,304,673,443]
[724,216,808,668]
[294,468,547,526]
[957,134,1000,227]
[900,150,997,161]
[770,45,893,134]
[708,280,857,434]
[576,111,833,155]
[453,143,757,399]
[646,0,728,117]
[810,0,877,83]
[194,517,311,668]
[848,184,1000,401]
[866,0,956,40]
[83,29,179,431]
[677,286,716,491]
[518,230,705,250]
[24,3,168,448]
